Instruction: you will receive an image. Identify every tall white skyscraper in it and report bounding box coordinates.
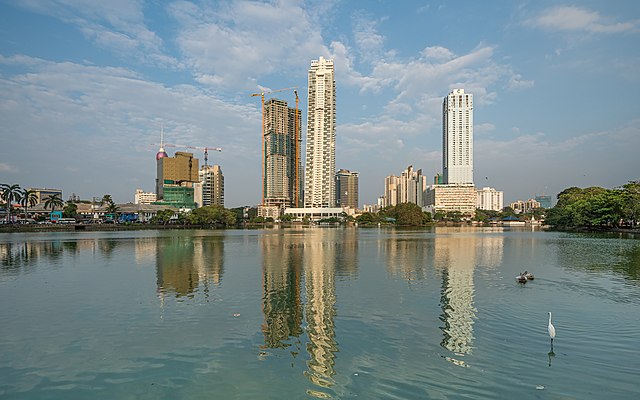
[443,88,473,184]
[304,57,336,208]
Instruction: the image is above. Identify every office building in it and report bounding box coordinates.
[263,98,302,210]
[535,195,552,209]
[304,56,336,208]
[424,184,477,216]
[156,151,199,200]
[134,189,157,205]
[335,169,359,209]
[27,188,63,205]
[443,89,473,184]
[199,165,224,207]
[477,187,504,211]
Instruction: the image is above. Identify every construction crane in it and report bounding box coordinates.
[151,143,222,167]
[250,86,298,205]
[293,90,300,207]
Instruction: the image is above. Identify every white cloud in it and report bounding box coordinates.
[0,163,17,172]
[0,55,261,205]
[170,0,330,90]
[15,0,180,68]
[526,6,638,34]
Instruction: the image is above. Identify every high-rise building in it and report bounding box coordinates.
[156,151,199,200]
[443,89,473,184]
[199,165,224,207]
[382,166,426,208]
[335,169,359,209]
[304,56,336,208]
[263,98,302,210]
[477,187,504,211]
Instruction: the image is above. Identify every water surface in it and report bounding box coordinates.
[1,227,639,399]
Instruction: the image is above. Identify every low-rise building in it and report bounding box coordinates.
[134,189,157,205]
[424,184,477,217]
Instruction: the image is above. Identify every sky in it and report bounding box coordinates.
[1,0,639,208]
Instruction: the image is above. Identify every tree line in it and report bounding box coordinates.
[545,181,640,229]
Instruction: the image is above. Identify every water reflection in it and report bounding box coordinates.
[302,229,340,394]
[155,235,224,298]
[436,233,478,359]
[260,233,304,349]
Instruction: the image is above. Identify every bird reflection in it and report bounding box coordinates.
[548,350,555,367]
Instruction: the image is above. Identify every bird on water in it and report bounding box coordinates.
[548,312,556,351]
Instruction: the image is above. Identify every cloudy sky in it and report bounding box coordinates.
[1,0,639,207]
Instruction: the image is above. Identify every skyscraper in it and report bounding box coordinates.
[199,164,224,207]
[443,89,473,184]
[335,169,359,209]
[263,98,302,209]
[304,57,336,208]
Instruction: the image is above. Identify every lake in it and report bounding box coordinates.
[1,227,639,399]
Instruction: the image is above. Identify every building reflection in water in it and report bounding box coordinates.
[436,229,504,364]
[383,232,430,282]
[259,228,355,395]
[260,232,304,350]
[302,229,339,392]
[436,231,478,361]
[155,235,224,298]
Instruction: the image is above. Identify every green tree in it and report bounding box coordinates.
[63,202,78,219]
[43,193,64,212]
[356,212,380,225]
[621,181,640,227]
[100,194,113,207]
[1,183,22,223]
[20,189,38,220]
[392,203,429,226]
[188,205,236,226]
[152,209,175,225]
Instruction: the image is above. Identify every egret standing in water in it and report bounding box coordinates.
[548,312,556,351]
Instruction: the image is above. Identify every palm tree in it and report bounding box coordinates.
[20,189,38,220]
[100,194,113,207]
[43,193,64,213]
[1,183,22,223]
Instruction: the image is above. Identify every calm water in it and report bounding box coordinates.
[1,227,639,399]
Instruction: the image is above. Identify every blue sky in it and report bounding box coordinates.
[1,0,639,207]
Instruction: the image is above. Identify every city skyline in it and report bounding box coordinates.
[1,1,639,207]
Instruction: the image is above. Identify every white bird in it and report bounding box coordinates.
[548,312,556,350]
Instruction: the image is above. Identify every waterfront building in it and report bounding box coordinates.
[382,166,427,208]
[284,207,354,222]
[335,169,359,209]
[263,98,302,211]
[27,188,63,205]
[304,56,336,208]
[156,151,199,200]
[257,205,280,220]
[477,187,504,211]
[535,195,552,209]
[199,165,224,207]
[424,184,477,217]
[510,199,541,214]
[134,189,157,205]
[443,89,473,185]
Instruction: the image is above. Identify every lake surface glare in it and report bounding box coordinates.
[1,227,639,399]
